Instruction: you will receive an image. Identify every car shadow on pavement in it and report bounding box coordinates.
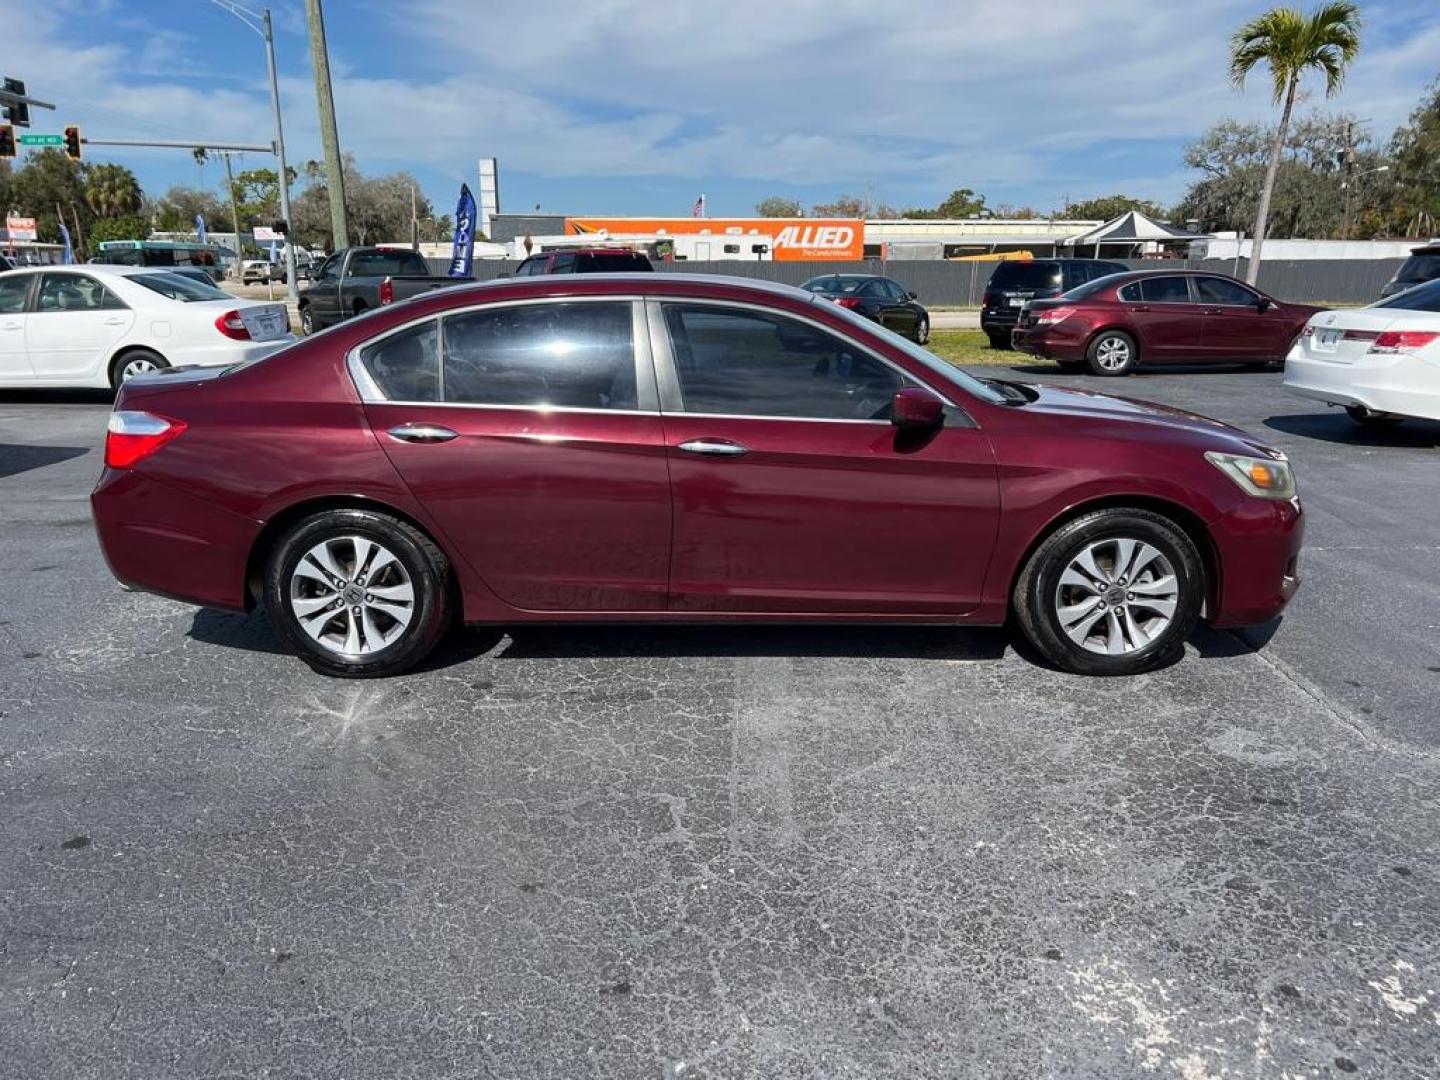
[0,444,91,479]
[1189,619,1282,659]
[0,388,115,405]
[1265,412,1440,448]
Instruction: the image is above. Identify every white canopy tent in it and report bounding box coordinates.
[1060,211,1209,258]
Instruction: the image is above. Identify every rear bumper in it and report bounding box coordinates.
[1207,497,1304,628]
[1284,351,1440,421]
[91,468,259,611]
[980,308,1021,332]
[1011,324,1089,362]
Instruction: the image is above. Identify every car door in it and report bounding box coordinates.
[1119,275,1207,361]
[882,278,920,337]
[25,273,136,381]
[1194,275,1293,361]
[857,279,906,334]
[0,272,35,382]
[358,298,673,611]
[308,257,341,323]
[651,300,1001,614]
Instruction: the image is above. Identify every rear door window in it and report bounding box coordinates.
[35,273,126,312]
[549,253,576,274]
[989,262,1062,290]
[442,302,637,409]
[357,320,440,401]
[1138,276,1193,303]
[0,273,33,313]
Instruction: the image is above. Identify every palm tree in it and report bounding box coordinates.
[1230,2,1361,283]
[84,163,143,219]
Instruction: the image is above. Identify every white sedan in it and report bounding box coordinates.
[1285,280,1440,425]
[0,264,295,389]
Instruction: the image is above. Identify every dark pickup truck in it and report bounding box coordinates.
[297,247,469,334]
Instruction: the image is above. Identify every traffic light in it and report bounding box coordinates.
[2,78,28,127]
[0,124,14,159]
[63,125,81,160]
[272,219,289,236]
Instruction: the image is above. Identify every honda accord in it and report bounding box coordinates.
[92,274,1303,678]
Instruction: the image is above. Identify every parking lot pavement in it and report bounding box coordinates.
[2,371,1438,1078]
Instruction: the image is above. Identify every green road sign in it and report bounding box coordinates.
[18,134,63,146]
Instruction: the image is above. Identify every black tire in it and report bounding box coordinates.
[109,348,170,389]
[914,316,930,345]
[1345,404,1403,427]
[987,330,1012,351]
[1013,508,1205,676]
[299,305,316,336]
[1086,330,1138,376]
[262,509,454,678]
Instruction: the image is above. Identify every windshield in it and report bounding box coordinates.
[989,262,1062,289]
[821,298,1008,406]
[131,272,230,302]
[1374,279,1440,312]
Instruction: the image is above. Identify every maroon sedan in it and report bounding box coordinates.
[92,274,1302,678]
[1012,270,1319,376]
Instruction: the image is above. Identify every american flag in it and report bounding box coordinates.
[692,193,705,218]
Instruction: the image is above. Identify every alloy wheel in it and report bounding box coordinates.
[1094,336,1131,372]
[121,356,161,381]
[288,535,415,657]
[1053,537,1179,655]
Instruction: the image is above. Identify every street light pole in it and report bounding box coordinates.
[207,1,298,304]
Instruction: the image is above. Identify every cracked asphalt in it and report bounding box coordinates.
[1,365,1438,1079]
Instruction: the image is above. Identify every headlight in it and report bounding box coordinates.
[1205,451,1297,500]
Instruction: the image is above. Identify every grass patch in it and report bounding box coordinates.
[926,329,1043,367]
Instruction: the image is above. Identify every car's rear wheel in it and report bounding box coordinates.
[1345,404,1403,427]
[1013,508,1204,676]
[1086,330,1137,376]
[987,330,1012,350]
[263,509,454,678]
[110,348,170,388]
[914,316,930,345]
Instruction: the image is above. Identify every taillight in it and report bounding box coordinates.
[835,296,864,310]
[105,411,187,469]
[1299,325,1313,338]
[379,277,394,305]
[1034,305,1075,325]
[982,291,993,308]
[1369,330,1439,354]
[214,310,251,340]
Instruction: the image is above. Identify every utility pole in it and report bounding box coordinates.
[1340,120,1356,242]
[305,0,349,249]
[222,152,244,268]
[410,183,419,250]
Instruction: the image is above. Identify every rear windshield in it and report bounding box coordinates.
[131,272,229,302]
[577,252,651,272]
[348,250,432,277]
[1374,279,1440,312]
[1395,254,1440,283]
[989,262,1062,289]
[1062,274,1127,300]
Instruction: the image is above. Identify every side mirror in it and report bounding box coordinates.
[907,290,919,300]
[891,386,945,430]
[1256,296,1272,312]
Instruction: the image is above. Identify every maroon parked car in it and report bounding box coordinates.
[1012,270,1320,376]
[92,274,1302,678]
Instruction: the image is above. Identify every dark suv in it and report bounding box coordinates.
[981,258,1128,348]
[1380,243,1440,299]
[514,248,653,276]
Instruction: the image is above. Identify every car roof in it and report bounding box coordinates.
[0,263,161,279]
[390,272,826,314]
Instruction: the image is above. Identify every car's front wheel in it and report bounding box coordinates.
[1086,330,1138,376]
[263,509,454,677]
[1013,508,1204,676]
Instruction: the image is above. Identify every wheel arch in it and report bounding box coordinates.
[244,494,457,612]
[108,344,168,386]
[1083,323,1141,360]
[1007,494,1219,619]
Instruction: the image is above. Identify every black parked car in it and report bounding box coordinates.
[1380,243,1440,299]
[981,258,1129,348]
[513,247,653,276]
[800,274,929,343]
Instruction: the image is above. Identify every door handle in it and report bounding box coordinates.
[103,317,128,325]
[677,439,747,457]
[386,423,458,444]
[1132,305,1151,312]
[0,321,20,330]
[1203,308,1223,315]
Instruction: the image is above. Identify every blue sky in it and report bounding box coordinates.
[6,0,1438,220]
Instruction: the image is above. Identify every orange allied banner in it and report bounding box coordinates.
[565,217,865,261]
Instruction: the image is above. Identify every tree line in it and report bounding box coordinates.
[0,148,454,258]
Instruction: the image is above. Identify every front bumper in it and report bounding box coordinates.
[1284,350,1440,421]
[1207,496,1304,628]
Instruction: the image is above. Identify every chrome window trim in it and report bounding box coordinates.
[344,295,653,412]
[643,296,972,426]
